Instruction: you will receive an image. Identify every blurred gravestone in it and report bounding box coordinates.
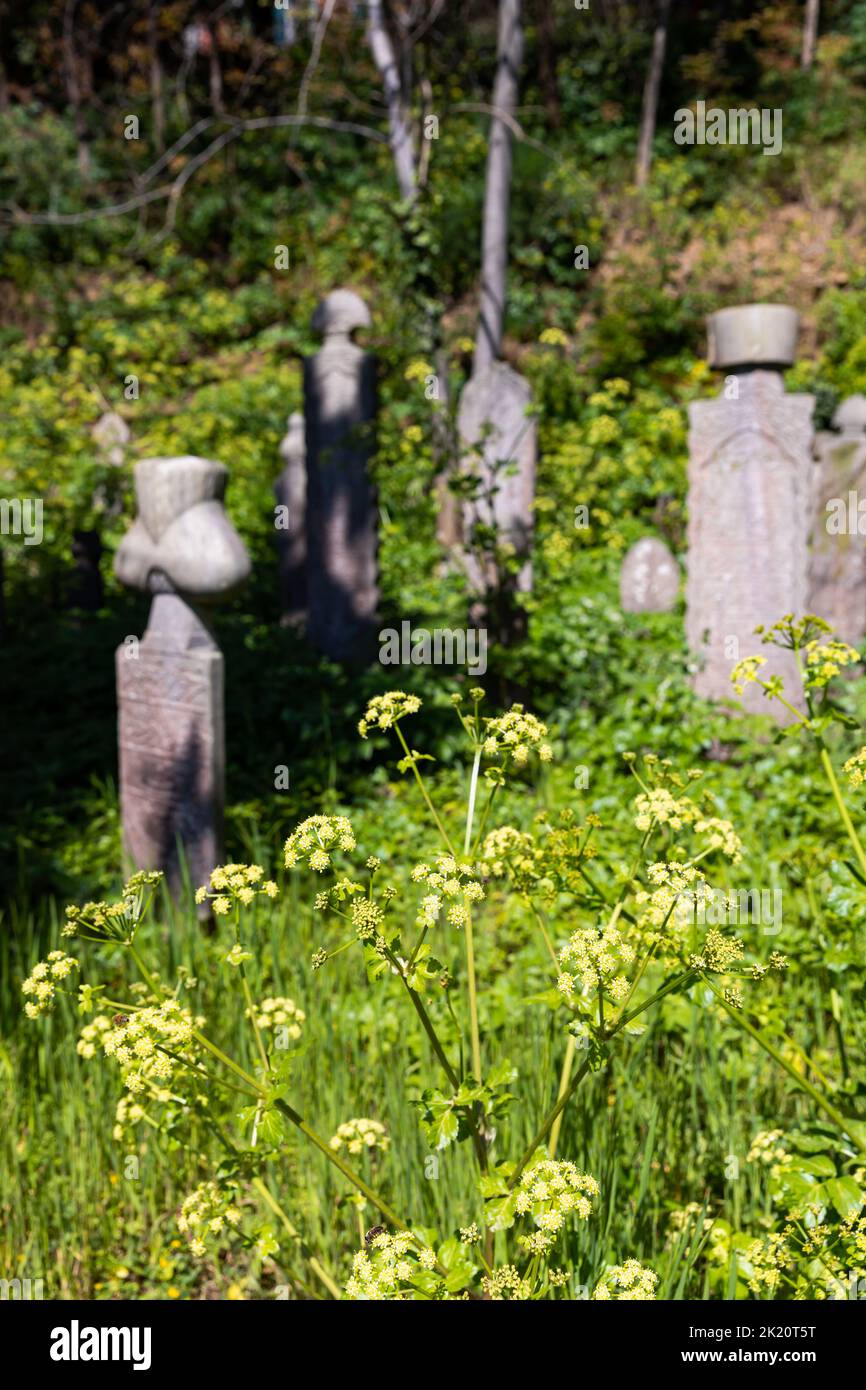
[303,289,378,663]
[114,456,250,897]
[808,395,866,649]
[686,305,815,717]
[92,410,131,467]
[458,361,536,624]
[274,411,307,626]
[620,536,679,613]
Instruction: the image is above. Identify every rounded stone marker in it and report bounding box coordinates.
[620,536,680,613]
[707,304,800,371]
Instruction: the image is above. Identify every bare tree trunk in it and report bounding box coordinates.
[474,0,524,376]
[208,25,224,116]
[366,0,416,201]
[535,0,560,129]
[801,0,820,70]
[62,0,92,179]
[148,1,165,152]
[635,0,671,188]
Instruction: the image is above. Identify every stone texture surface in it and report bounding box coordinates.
[808,395,866,647]
[114,456,249,897]
[275,411,307,624]
[686,371,815,716]
[92,410,130,466]
[620,536,680,613]
[457,361,536,597]
[116,595,223,898]
[303,289,378,662]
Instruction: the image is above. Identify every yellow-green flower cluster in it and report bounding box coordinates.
[195,862,277,913]
[557,923,634,1000]
[592,1259,658,1300]
[634,861,707,934]
[177,1180,243,1258]
[21,951,79,1018]
[344,1231,437,1300]
[843,747,866,790]
[481,1264,532,1300]
[481,826,539,879]
[249,996,305,1039]
[803,638,859,688]
[412,855,485,929]
[284,815,356,871]
[62,871,162,941]
[481,704,553,765]
[689,929,744,974]
[694,817,743,862]
[633,787,698,833]
[514,1158,599,1253]
[730,655,768,695]
[357,691,421,738]
[747,1129,790,1166]
[98,999,200,1094]
[77,1013,113,1059]
[329,1117,390,1156]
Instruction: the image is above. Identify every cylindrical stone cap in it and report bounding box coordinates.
[707,304,800,370]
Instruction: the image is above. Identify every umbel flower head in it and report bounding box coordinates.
[21,950,79,1018]
[593,1259,658,1300]
[248,996,305,1039]
[411,854,485,929]
[358,691,421,738]
[284,815,357,871]
[62,870,163,942]
[195,863,278,914]
[481,704,553,765]
[329,1117,390,1156]
[96,998,201,1094]
[177,1180,243,1259]
[514,1157,599,1253]
[844,748,866,789]
[557,923,634,1001]
[344,1230,438,1300]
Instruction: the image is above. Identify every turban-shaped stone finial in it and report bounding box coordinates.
[115,456,250,603]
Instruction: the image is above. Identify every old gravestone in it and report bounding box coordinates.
[620,536,680,613]
[114,456,250,897]
[458,361,537,617]
[808,395,866,649]
[274,411,307,626]
[685,305,815,718]
[303,289,378,663]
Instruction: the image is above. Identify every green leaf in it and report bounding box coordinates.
[824,1176,863,1219]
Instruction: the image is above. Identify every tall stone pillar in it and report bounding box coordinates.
[303,289,378,663]
[457,361,537,622]
[114,456,250,897]
[274,411,307,626]
[685,305,815,716]
[808,395,866,648]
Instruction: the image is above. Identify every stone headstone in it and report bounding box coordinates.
[686,307,815,718]
[92,410,131,467]
[458,361,536,608]
[114,456,250,898]
[808,395,866,648]
[620,536,679,613]
[274,411,307,625]
[68,529,104,611]
[303,289,378,663]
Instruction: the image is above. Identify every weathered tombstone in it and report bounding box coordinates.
[808,395,866,648]
[68,529,104,611]
[457,361,537,616]
[92,410,131,467]
[114,456,250,897]
[274,411,307,626]
[303,289,378,663]
[685,305,815,717]
[620,536,679,613]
